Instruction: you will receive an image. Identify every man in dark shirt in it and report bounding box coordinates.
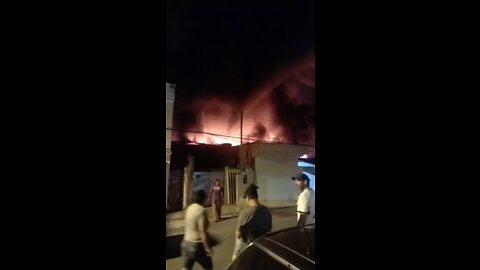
[231,184,272,261]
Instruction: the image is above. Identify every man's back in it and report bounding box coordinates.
[237,205,272,243]
[184,203,207,242]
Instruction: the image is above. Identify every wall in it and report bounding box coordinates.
[166,83,175,150]
[167,170,183,212]
[254,143,308,205]
[166,82,175,208]
[183,155,194,209]
[237,143,261,168]
[235,168,256,202]
[255,158,298,201]
[192,171,224,206]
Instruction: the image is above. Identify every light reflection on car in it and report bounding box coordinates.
[225,224,315,270]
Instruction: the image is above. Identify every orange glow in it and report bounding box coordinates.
[175,50,315,146]
[182,96,287,145]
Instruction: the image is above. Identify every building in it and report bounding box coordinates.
[167,142,239,212]
[236,142,309,208]
[166,82,176,209]
[166,140,314,212]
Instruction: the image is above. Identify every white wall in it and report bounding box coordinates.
[235,168,256,202]
[255,158,298,201]
[166,82,175,208]
[166,82,175,149]
[253,143,308,203]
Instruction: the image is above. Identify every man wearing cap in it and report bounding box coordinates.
[231,183,272,261]
[292,173,315,226]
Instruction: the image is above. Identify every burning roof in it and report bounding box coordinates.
[171,51,315,147]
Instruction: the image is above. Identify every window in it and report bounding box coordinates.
[267,226,315,261]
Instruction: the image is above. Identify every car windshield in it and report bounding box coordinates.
[266,224,315,261]
[227,244,290,270]
[226,225,316,270]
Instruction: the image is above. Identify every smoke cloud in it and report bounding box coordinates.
[171,50,315,146]
[249,123,267,140]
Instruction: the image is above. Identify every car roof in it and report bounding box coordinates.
[258,224,315,261]
[226,224,315,270]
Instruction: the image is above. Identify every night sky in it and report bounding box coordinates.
[166,0,315,145]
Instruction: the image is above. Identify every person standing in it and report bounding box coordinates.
[232,184,272,261]
[292,173,315,226]
[181,190,213,270]
[208,178,224,222]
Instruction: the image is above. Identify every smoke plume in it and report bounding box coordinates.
[172,50,315,146]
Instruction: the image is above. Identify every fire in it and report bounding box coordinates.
[174,50,315,147]
[183,105,285,146]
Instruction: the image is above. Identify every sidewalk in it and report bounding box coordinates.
[166,200,296,236]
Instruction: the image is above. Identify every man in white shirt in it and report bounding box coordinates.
[292,173,315,226]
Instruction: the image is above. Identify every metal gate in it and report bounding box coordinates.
[225,167,241,204]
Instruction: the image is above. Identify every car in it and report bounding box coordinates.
[225,224,315,270]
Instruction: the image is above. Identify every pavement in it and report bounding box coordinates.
[166,206,298,270]
[166,200,297,236]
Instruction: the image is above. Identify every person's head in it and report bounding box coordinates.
[291,173,310,192]
[192,189,207,205]
[214,178,220,186]
[242,184,259,206]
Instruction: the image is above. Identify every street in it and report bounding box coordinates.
[166,206,297,269]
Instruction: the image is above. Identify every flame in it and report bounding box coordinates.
[182,100,285,146]
[175,50,315,147]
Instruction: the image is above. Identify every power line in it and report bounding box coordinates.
[168,127,255,141]
[243,116,283,124]
[174,106,282,121]
[173,108,313,128]
[174,111,284,125]
[166,127,315,147]
[173,106,236,118]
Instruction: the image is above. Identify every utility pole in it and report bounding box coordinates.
[294,113,298,145]
[294,125,298,145]
[240,110,243,145]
